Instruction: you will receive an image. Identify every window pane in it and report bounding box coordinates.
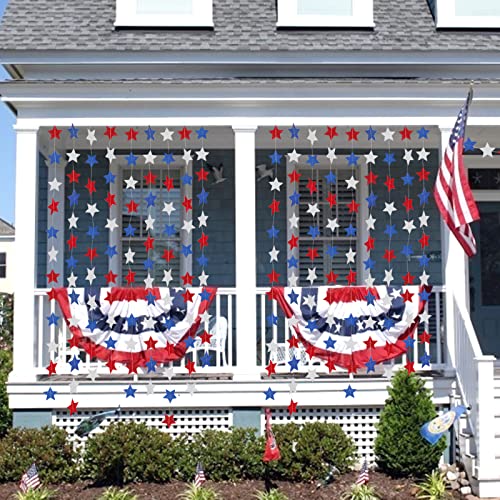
[137,0,193,15]
[298,0,352,16]
[0,253,5,265]
[455,0,500,16]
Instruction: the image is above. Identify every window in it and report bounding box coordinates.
[277,0,373,28]
[115,0,213,27]
[0,253,5,279]
[435,0,500,27]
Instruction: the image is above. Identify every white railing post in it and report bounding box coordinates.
[232,126,258,381]
[10,125,40,382]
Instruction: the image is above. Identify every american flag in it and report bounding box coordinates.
[434,88,479,257]
[355,458,370,485]
[20,463,41,492]
[194,462,206,487]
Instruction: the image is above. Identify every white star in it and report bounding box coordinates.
[182,149,193,164]
[481,143,494,157]
[307,203,320,217]
[125,248,135,264]
[307,268,317,284]
[382,128,395,142]
[403,149,413,165]
[146,380,155,396]
[326,218,339,233]
[417,147,430,162]
[419,310,431,324]
[346,176,359,190]
[306,368,318,380]
[67,149,80,163]
[364,150,378,164]
[365,274,375,287]
[346,248,356,264]
[86,203,99,217]
[106,148,116,163]
[199,310,211,323]
[86,267,96,285]
[383,269,394,286]
[144,274,154,289]
[307,129,318,145]
[198,270,209,286]
[289,379,297,393]
[267,341,279,354]
[196,148,209,161]
[403,219,416,234]
[48,177,62,192]
[86,129,97,145]
[327,148,337,163]
[383,364,394,379]
[47,246,58,262]
[87,295,98,311]
[288,273,298,287]
[144,150,157,164]
[269,178,283,192]
[144,214,155,231]
[198,211,208,228]
[47,340,58,353]
[164,366,175,380]
[287,149,301,163]
[163,202,176,216]
[69,379,79,394]
[186,382,197,396]
[365,317,376,329]
[289,213,299,229]
[303,294,316,309]
[419,211,429,227]
[125,176,138,189]
[68,212,79,229]
[365,215,376,231]
[105,218,118,232]
[68,317,80,327]
[162,269,173,286]
[107,316,116,328]
[125,337,138,351]
[269,246,280,263]
[161,128,174,141]
[182,219,195,233]
[383,202,397,216]
[419,270,430,286]
[67,272,78,288]
[343,336,358,352]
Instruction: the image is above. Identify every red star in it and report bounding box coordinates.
[288,170,301,183]
[384,343,395,355]
[419,233,429,248]
[182,289,195,303]
[186,360,196,374]
[105,271,117,285]
[196,168,209,182]
[405,361,415,374]
[402,289,414,302]
[163,414,176,428]
[346,128,360,141]
[67,170,81,184]
[182,272,194,286]
[164,176,174,191]
[364,337,377,349]
[403,272,415,285]
[105,192,116,207]
[145,337,158,350]
[420,331,431,344]
[67,235,77,250]
[306,344,316,359]
[47,288,57,301]
[383,249,396,262]
[265,361,276,376]
[288,400,298,415]
[399,127,413,140]
[165,343,175,355]
[384,176,395,192]
[326,357,336,373]
[347,360,358,374]
[347,199,360,213]
[200,330,212,344]
[306,248,319,261]
[179,127,192,140]
[85,179,96,194]
[144,171,157,185]
[326,192,337,208]
[126,200,139,213]
[106,358,117,373]
[270,126,283,140]
[144,236,155,252]
[162,249,176,262]
[182,196,193,211]
[326,271,339,285]
[125,269,136,285]
[365,171,378,185]
[325,126,338,140]
[267,270,281,284]
[269,199,280,214]
[49,126,62,140]
[364,237,375,251]
[85,247,97,261]
[104,126,117,140]
[127,359,140,374]
[68,335,79,349]
[288,235,298,250]
[46,360,57,375]
[46,270,59,284]
[416,167,430,182]
[125,128,138,141]
[198,233,208,249]
[48,199,59,214]
[403,196,413,212]
[287,336,300,348]
[67,399,79,416]
[346,270,357,285]
[306,179,317,194]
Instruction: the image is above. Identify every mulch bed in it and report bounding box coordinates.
[0,472,463,499]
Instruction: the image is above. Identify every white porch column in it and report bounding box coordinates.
[233,126,258,381]
[10,125,39,382]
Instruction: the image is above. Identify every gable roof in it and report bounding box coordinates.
[0,218,14,236]
[0,0,500,53]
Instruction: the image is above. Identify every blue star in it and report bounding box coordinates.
[142,258,153,270]
[267,315,279,326]
[197,188,209,205]
[289,191,300,206]
[287,256,299,269]
[384,225,397,238]
[417,127,430,139]
[384,317,395,329]
[124,224,136,237]
[68,124,79,138]
[308,226,320,239]
[86,154,98,168]
[269,151,282,165]
[326,246,337,258]
[104,171,116,184]
[181,173,193,185]
[105,337,117,349]
[69,355,81,372]
[344,385,356,398]
[87,226,100,239]
[181,244,192,257]
[144,126,156,141]
[68,290,80,304]
[199,289,211,301]
[364,258,375,271]
[324,337,336,350]
[346,152,359,166]
[145,192,157,207]
[402,173,414,186]
[384,152,396,166]
[68,190,80,208]
[365,357,376,373]
[419,289,431,301]
[420,352,432,367]
[289,124,300,139]
[87,320,97,332]
[418,188,430,206]
[264,387,276,400]
[346,314,357,327]
[401,245,413,258]
[306,319,318,332]
[127,314,137,328]
[366,193,377,208]
[66,256,78,269]
[365,290,376,305]
[184,336,196,348]
[366,127,377,140]
[47,313,59,326]
[164,317,176,330]
[307,154,319,167]
[197,255,209,267]
[288,289,299,304]
[125,153,138,166]
[163,224,176,237]
[288,356,300,371]
[404,336,415,349]
[49,151,61,164]
[125,385,137,398]
[46,226,59,239]
[164,389,177,403]
[145,291,156,305]
[163,152,175,165]
[267,226,279,239]
[196,127,209,139]
[44,387,57,400]
[325,172,337,184]
[463,137,476,152]
[345,224,357,237]
[105,245,118,258]
[146,356,157,373]
[419,254,430,267]
[201,353,211,367]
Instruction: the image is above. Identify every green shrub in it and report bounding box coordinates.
[0,426,77,483]
[254,489,289,500]
[178,483,220,500]
[268,422,356,481]
[82,421,179,485]
[98,487,138,500]
[15,488,57,500]
[416,470,451,500]
[340,484,380,500]
[0,348,12,437]
[374,370,447,478]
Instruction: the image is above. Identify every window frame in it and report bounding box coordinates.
[276,0,374,28]
[115,0,214,28]
[435,0,500,28]
[0,252,5,279]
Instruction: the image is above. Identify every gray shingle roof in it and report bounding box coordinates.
[0,218,14,236]
[0,0,500,53]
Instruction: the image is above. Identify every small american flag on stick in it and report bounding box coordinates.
[355,458,370,485]
[194,462,206,487]
[20,463,41,492]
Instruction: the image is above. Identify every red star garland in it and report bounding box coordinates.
[127,359,140,374]
[306,179,317,194]
[326,358,336,373]
[399,127,413,140]
[47,288,57,301]
[364,237,375,251]
[384,176,395,192]
[143,236,155,252]
[68,335,79,349]
[288,235,298,250]
[46,360,57,375]
[383,249,396,263]
[287,336,300,349]
[326,270,339,284]
[48,199,59,214]
[270,126,283,140]
[125,128,138,141]
[67,170,81,184]
[162,249,175,263]
[48,126,62,140]
[179,127,192,140]
[365,171,378,184]
[402,289,414,302]
[182,196,193,212]
[46,270,59,284]
[200,330,212,344]
[326,193,336,208]
[67,235,77,250]
[85,248,98,261]
[405,361,415,374]
[306,248,319,261]
[403,272,415,285]
[67,399,79,416]
[105,192,116,207]
[347,199,360,214]
[163,414,176,428]
[104,126,118,140]
[182,289,195,303]
[267,270,280,284]
[346,270,357,285]
[420,331,431,344]
[363,337,377,349]
[325,126,338,140]
[106,358,117,373]
[145,337,158,350]
[126,200,139,213]
[164,176,174,191]
[417,167,430,182]
[265,361,277,376]
[144,171,157,185]
[125,269,136,285]
[346,128,360,141]
[288,400,298,415]
[181,272,194,286]
[85,179,96,194]
[186,360,196,374]
[403,196,414,212]
[196,168,209,182]
[288,170,301,183]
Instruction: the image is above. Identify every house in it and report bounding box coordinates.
[0,0,500,496]
[0,218,14,294]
